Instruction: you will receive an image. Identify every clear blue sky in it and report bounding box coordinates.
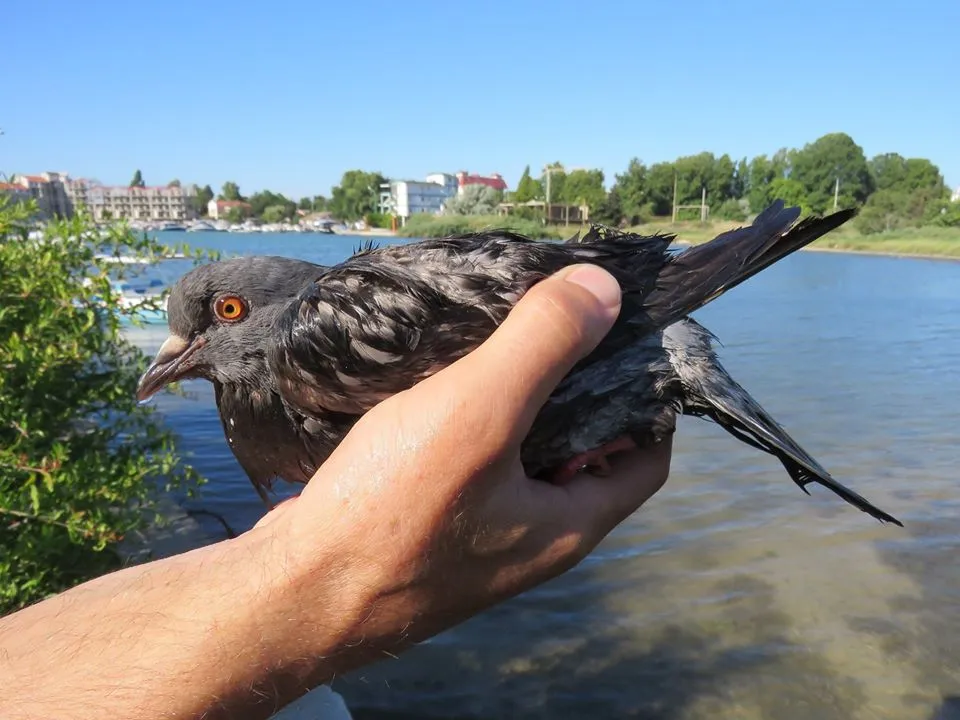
[3,0,957,199]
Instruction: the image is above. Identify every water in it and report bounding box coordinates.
[127,231,960,720]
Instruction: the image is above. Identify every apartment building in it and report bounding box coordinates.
[1,172,198,221]
[70,180,198,221]
[381,172,459,223]
[2,172,73,218]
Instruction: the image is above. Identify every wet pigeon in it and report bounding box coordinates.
[136,201,901,526]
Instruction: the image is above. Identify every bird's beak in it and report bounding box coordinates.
[136,334,206,402]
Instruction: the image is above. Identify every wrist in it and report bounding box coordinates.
[238,508,392,686]
[257,499,433,678]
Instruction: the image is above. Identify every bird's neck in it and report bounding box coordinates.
[213,381,322,487]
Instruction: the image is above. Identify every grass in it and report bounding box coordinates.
[396,213,960,259]
[625,218,960,259]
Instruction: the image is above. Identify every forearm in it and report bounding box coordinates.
[0,525,366,720]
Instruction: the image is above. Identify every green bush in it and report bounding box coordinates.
[363,212,393,229]
[714,198,750,222]
[397,213,568,240]
[0,198,206,613]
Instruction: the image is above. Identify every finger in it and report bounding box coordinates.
[562,434,674,534]
[435,264,622,443]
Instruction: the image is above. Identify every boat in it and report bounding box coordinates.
[158,222,187,232]
[111,280,168,325]
[187,221,216,232]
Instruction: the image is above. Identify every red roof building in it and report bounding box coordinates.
[208,199,252,220]
[455,171,508,194]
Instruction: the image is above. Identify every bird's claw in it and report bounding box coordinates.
[548,435,639,485]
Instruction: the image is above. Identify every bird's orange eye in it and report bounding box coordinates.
[214,295,248,322]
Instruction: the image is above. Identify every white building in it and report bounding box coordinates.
[207,198,252,219]
[383,173,458,224]
[72,182,198,222]
[952,186,960,202]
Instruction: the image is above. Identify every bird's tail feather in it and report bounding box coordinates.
[691,371,902,526]
[643,201,856,330]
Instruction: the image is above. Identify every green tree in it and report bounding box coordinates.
[247,190,296,220]
[562,169,606,210]
[591,186,623,226]
[790,132,874,212]
[732,157,749,200]
[614,158,651,224]
[542,163,566,203]
[442,185,501,215]
[311,195,328,212]
[129,170,145,188]
[261,204,290,224]
[329,170,387,222]
[192,185,214,217]
[513,165,543,203]
[764,178,811,213]
[855,190,911,234]
[167,179,181,188]
[902,158,947,197]
[219,182,243,202]
[297,197,313,212]
[867,153,948,224]
[746,152,791,212]
[225,206,249,224]
[870,153,909,192]
[0,198,206,612]
[644,162,677,216]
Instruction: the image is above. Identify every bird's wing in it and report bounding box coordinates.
[267,232,671,417]
[667,319,902,526]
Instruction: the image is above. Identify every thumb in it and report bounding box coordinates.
[450,263,622,443]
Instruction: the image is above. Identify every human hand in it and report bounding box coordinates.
[253,263,673,679]
[0,264,672,720]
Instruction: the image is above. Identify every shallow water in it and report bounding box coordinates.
[129,231,960,719]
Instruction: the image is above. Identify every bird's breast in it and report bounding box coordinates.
[214,382,331,487]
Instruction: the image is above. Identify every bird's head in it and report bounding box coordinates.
[136,256,322,402]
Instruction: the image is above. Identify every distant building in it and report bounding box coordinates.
[72,181,198,222]
[384,173,459,224]
[0,181,34,207]
[7,172,73,218]
[455,171,508,196]
[952,186,960,202]
[4,172,198,221]
[208,199,252,220]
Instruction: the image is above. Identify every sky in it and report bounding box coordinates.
[2,0,958,199]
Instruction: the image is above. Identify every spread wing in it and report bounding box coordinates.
[267,232,671,417]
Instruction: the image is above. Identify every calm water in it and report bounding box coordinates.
[129,230,960,720]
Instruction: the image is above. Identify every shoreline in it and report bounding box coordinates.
[667,238,960,263]
[802,243,960,263]
[363,226,960,262]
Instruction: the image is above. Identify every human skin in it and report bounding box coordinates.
[0,264,673,720]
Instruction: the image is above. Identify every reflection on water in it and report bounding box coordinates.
[129,233,960,719]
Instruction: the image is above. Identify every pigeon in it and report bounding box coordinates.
[136,200,901,526]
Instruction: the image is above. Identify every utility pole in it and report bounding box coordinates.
[671,173,678,223]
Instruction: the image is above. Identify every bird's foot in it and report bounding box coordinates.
[549,435,639,485]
